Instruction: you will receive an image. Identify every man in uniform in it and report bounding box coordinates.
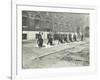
[64,34,68,43]
[37,33,43,48]
[47,34,53,45]
[69,33,73,42]
[73,33,77,41]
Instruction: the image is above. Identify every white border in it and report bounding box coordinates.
[12,2,97,80]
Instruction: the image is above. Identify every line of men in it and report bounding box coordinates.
[37,32,84,48]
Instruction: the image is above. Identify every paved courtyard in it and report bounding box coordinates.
[22,38,89,69]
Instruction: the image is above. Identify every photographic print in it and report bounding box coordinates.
[12,3,97,79]
[22,10,90,69]
[3,0,99,79]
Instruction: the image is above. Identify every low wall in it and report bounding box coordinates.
[22,31,50,40]
[22,31,83,41]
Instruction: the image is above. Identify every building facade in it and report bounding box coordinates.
[22,11,89,40]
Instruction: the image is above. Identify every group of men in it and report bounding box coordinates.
[58,33,84,44]
[37,33,54,48]
[37,32,84,48]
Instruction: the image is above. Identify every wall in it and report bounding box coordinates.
[22,11,89,33]
[22,31,50,40]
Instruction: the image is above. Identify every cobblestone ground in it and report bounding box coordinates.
[22,38,89,69]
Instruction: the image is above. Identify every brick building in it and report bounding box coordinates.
[22,11,89,40]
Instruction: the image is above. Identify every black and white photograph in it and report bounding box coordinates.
[22,11,90,69]
[10,1,98,79]
[0,0,99,79]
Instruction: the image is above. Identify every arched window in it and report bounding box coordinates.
[34,15,41,30]
[44,16,52,31]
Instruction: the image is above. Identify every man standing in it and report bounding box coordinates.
[73,33,77,41]
[37,33,43,48]
[47,34,53,45]
[64,34,68,42]
[69,33,73,42]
